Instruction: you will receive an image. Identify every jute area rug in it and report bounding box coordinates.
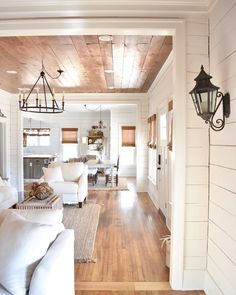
[88,177,129,191]
[63,203,100,262]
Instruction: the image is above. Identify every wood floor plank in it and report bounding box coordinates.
[75,281,171,291]
[76,291,205,295]
[75,180,170,283]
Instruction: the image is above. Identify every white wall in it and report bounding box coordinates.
[0,90,11,182]
[182,16,210,289]
[147,53,173,215]
[23,111,111,160]
[110,105,137,177]
[205,1,236,294]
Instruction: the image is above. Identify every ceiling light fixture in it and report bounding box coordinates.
[6,70,17,74]
[18,63,65,114]
[104,69,114,73]
[98,35,113,42]
[189,65,230,131]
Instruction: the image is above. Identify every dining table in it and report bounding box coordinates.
[86,159,116,187]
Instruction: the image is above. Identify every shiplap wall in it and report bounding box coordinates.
[147,53,173,221]
[0,90,11,182]
[183,16,209,289]
[136,99,149,192]
[205,1,236,294]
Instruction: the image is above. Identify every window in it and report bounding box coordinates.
[61,128,78,144]
[147,114,156,149]
[121,126,136,147]
[23,128,50,147]
[61,128,78,161]
[62,144,78,162]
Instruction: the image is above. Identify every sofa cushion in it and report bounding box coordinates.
[42,166,64,182]
[0,208,63,227]
[49,162,84,182]
[50,181,78,194]
[0,211,61,295]
[0,186,17,202]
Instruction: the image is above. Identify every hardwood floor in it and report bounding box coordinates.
[76,292,205,295]
[75,179,205,295]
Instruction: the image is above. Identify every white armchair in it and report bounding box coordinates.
[41,162,88,208]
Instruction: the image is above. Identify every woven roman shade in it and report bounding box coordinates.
[61,128,78,144]
[121,126,136,147]
[147,114,156,149]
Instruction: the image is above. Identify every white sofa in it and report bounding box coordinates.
[0,209,75,295]
[41,162,88,208]
[0,177,18,209]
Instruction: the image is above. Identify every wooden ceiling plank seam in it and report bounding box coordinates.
[121,42,137,89]
[99,39,114,89]
[45,43,78,88]
[112,42,124,90]
[129,42,152,89]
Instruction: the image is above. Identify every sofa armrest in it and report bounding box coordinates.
[77,164,88,202]
[29,229,75,295]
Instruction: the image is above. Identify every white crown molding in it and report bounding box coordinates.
[0,0,210,20]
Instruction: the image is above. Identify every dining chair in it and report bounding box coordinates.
[88,168,98,186]
[105,156,119,186]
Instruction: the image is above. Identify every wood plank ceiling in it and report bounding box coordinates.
[0,35,172,94]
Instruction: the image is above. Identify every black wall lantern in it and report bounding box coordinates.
[189,65,230,131]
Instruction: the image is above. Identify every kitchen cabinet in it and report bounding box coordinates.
[23,156,55,180]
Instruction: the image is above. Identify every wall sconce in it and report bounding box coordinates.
[189,65,230,131]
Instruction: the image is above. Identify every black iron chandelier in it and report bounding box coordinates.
[189,65,230,131]
[18,64,65,113]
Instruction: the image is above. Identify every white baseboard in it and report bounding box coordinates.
[204,271,223,295]
[148,190,159,210]
[182,270,205,290]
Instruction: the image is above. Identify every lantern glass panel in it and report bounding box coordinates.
[210,89,218,113]
[191,93,200,115]
[199,91,208,114]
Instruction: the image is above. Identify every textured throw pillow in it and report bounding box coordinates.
[42,166,64,182]
[0,211,60,295]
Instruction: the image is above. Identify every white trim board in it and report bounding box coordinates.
[0,18,187,290]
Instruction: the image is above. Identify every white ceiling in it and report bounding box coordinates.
[0,0,216,19]
[22,104,137,117]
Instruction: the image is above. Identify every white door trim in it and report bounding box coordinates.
[0,18,186,290]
